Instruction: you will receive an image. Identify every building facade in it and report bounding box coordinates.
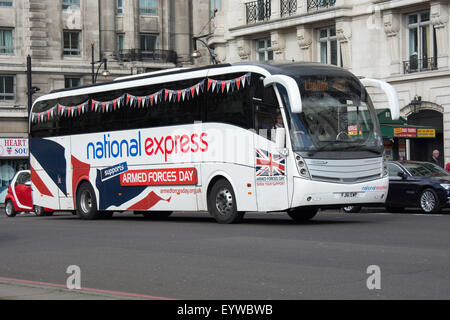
[209,0,450,165]
[0,0,213,203]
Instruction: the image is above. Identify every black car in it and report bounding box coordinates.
[343,161,450,214]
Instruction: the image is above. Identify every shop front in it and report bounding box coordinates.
[0,138,29,204]
[378,109,436,162]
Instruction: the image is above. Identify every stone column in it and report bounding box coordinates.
[297,25,313,62]
[431,1,449,69]
[123,0,136,50]
[336,18,352,69]
[271,31,285,61]
[173,0,192,65]
[271,0,281,20]
[100,0,116,59]
[383,10,401,75]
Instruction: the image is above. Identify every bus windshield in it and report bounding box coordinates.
[280,75,383,157]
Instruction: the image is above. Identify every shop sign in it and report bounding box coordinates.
[394,127,417,138]
[417,129,436,138]
[0,138,29,158]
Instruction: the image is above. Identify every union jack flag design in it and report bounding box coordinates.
[256,149,286,177]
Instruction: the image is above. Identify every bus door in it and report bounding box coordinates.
[55,136,73,210]
[253,99,290,212]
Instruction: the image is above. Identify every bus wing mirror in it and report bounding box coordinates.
[360,78,400,120]
[264,75,302,113]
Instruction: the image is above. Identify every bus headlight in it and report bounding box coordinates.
[295,154,311,180]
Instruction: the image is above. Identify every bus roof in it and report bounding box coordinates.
[32,62,356,114]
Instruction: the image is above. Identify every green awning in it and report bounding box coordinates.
[377,109,436,139]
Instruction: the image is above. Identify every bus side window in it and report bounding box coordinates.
[253,85,282,140]
[206,73,254,129]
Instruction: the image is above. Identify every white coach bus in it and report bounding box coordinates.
[29,62,400,223]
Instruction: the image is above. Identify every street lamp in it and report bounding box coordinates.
[91,42,111,84]
[191,34,218,65]
[410,95,422,113]
[26,55,40,112]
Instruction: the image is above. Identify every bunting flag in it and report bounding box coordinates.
[165,80,205,103]
[207,73,251,94]
[31,74,251,124]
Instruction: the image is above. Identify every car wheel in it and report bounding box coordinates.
[385,206,405,214]
[342,206,362,213]
[208,179,244,224]
[5,200,16,217]
[34,206,46,217]
[287,208,318,222]
[419,188,441,214]
[140,211,173,220]
[76,182,99,220]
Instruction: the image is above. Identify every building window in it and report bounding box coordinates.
[0,1,13,7]
[246,0,271,24]
[116,0,123,14]
[281,0,297,17]
[257,39,273,62]
[318,26,340,66]
[65,77,82,89]
[405,11,438,73]
[63,31,81,56]
[0,29,13,55]
[0,75,14,101]
[139,0,158,15]
[62,0,80,10]
[140,34,158,55]
[210,0,220,17]
[117,34,124,52]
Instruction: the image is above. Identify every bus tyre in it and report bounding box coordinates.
[140,211,173,220]
[208,179,244,224]
[34,206,46,217]
[5,200,16,218]
[76,182,99,220]
[287,208,318,222]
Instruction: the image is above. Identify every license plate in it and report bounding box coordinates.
[341,192,357,198]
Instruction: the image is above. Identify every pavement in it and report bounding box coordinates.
[0,208,450,300]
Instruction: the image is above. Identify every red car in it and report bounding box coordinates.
[4,170,53,217]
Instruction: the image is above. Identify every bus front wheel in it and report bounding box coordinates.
[287,208,318,222]
[76,182,99,220]
[208,179,244,224]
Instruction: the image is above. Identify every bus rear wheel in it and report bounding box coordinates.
[287,208,318,222]
[208,179,244,224]
[76,182,99,220]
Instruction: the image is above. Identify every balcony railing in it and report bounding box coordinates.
[114,49,177,64]
[281,0,297,17]
[246,0,271,24]
[307,0,336,11]
[403,57,438,74]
